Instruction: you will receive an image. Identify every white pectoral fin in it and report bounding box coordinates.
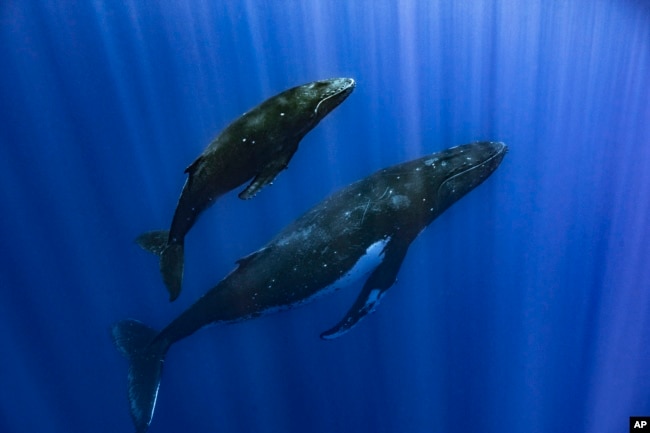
[320,239,410,340]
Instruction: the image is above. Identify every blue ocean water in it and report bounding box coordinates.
[1,1,649,432]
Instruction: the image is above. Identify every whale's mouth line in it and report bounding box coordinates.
[437,143,507,194]
[314,79,355,114]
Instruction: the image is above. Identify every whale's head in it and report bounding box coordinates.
[341,141,506,233]
[252,78,355,138]
[309,77,356,117]
[390,141,507,220]
[281,78,355,123]
[426,141,507,212]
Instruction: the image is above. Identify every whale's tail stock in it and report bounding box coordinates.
[111,319,168,433]
[136,230,185,302]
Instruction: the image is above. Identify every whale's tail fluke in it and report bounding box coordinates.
[136,230,184,302]
[111,319,168,433]
[135,230,169,256]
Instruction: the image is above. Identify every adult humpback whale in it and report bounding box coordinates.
[137,77,355,301]
[113,141,507,433]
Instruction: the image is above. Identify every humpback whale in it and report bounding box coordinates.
[137,77,355,301]
[113,141,507,432]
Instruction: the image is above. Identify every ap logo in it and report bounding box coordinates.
[631,417,650,431]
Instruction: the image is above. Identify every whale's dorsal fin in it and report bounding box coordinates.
[320,237,411,340]
[185,154,207,176]
[235,246,272,268]
[238,147,296,200]
[184,155,206,189]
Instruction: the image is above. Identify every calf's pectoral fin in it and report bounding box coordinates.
[238,149,295,200]
[320,239,410,340]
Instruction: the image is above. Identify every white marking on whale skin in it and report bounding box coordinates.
[243,110,270,130]
[390,195,411,209]
[276,225,316,247]
[291,237,391,310]
[150,383,160,421]
[300,237,390,305]
[377,187,391,200]
[334,238,390,288]
[128,372,159,427]
[239,237,391,322]
[360,200,371,224]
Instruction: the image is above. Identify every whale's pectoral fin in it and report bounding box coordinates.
[320,238,411,340]
[238,150,295,200]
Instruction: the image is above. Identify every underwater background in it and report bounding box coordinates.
[2,1,650,432]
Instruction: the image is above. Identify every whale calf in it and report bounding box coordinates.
[137,77,355,301]
[113,141,507,432]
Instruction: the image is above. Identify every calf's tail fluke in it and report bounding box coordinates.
[111,319,168,433]
[135,230,184,302]
[160,243,184,301]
